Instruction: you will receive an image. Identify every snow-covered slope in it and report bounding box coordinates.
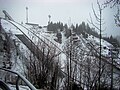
[1,18,120,69]
[1,19,120,89]
[10,19,120,65]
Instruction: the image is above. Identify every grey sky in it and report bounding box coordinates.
[0,0,119,36]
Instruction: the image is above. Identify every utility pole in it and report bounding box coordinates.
[110,49,113,90]
[70,29,72,90]
[99,7,102,90]
[68,17,71,28]
[48,15,51,25]
[26,7,28,23]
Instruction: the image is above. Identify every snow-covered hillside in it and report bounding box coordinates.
[0,19,120,90]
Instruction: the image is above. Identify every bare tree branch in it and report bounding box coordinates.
[87,16,100,31]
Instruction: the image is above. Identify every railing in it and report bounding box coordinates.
[0,68,37,90]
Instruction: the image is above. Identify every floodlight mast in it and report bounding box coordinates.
[48,15,51,25]
[26,7,28,23]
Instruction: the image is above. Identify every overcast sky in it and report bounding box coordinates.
[0,0,120,36]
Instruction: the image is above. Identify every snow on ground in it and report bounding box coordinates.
[1,19,23,34]
[8,84,30,90]
[87,35,114,57]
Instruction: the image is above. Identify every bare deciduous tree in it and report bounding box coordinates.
[104,0,120,26]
